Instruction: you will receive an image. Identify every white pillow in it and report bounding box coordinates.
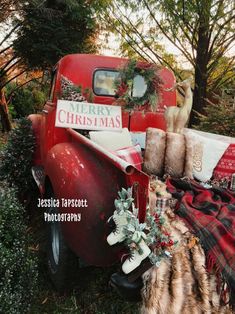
[186,131,229,182]
[184,128,235,144]
[89,128,132,151]
[130,132,146,149]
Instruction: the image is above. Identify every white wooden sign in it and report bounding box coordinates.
[55,100,122,131]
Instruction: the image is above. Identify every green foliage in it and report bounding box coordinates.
[102,0,235,122]
[194,96,235,137]
[0,183,38,314]
[115,59,162,111]
[6,82,47,118]
[13,0,105,70]
[0,118,36,194]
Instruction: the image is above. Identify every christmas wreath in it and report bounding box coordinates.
[114,59,162,111]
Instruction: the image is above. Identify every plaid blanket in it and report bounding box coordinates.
[166,178,235,308]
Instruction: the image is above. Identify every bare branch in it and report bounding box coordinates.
[0,44,13,55]
[1,69,26,88]
[0,58,22,77]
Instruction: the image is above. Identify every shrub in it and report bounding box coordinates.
[0,183,38,314]
[6,82,47,119]
[194,96,235,137]
[0,118,36,195]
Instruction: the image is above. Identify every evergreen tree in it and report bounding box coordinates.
[13,0,105,70]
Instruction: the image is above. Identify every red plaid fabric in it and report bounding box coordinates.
[213,143,235,180]
[166,178,235,308]
[113,144,143,170]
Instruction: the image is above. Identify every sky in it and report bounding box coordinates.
[99,32,193,69]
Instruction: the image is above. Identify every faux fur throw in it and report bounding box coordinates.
[143,128,166,176]
[141,208,233,314]
[164,132,185,178]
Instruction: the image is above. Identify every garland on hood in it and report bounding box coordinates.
[114,60,162,111]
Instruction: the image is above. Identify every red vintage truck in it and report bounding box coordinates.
[29,54,176,291]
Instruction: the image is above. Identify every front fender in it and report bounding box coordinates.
[45,142,126,266]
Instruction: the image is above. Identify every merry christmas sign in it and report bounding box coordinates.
[55,100,122,131]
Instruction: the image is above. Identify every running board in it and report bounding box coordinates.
[32,166,45,194]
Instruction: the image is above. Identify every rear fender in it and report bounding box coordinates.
[44,142,126,266]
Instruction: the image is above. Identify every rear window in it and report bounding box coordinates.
[93,69,147,97]
[93,70,119,96]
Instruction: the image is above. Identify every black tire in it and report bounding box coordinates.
[46,186,78,292]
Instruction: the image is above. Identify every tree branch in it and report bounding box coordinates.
[0,44,13,55]
[208,13,235,58]
[141,0,195,66]
[1,69,26,89]
[0,23,20,47]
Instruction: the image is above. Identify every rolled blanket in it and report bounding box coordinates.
[164,132,185,178]
[143,128,166,176]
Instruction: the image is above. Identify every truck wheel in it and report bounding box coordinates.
[46,189,77,292]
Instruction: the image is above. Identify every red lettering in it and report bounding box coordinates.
[66,112,74,124]
[75,114,83,125]
[86,117,92,126]
[58,109,66,123]
[108,117,115,128]
[99,117,108,127]
[115,115,121,128]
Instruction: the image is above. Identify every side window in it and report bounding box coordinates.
[49,70,57,101]
[93,70,119,96]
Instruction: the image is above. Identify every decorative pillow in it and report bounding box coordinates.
[185,132,229,182]
[89,128,132,151]
[113,144,143,170]
[143,128,166,176]
[213,144,235,181]
[165,132,185,178]
[184,132,195,179]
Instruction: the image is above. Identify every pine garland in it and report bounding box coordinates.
[59,75,94,103]
[114,60,162,111]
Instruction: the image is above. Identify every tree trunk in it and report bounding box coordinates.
[0,89,12,132]
[189,4,210,127]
